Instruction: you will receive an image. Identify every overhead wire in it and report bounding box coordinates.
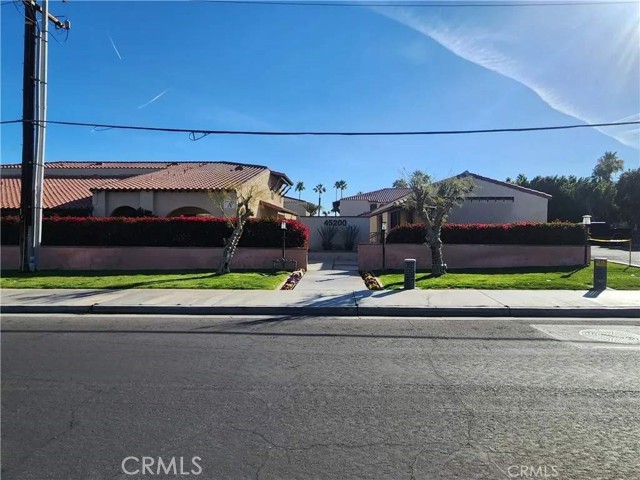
[1,118,638,138]
[193,0,639,7]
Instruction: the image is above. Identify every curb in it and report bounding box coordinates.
[2,304,639,318]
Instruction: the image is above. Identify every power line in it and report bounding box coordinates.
[2,118,638,137]
[194,0,638,7]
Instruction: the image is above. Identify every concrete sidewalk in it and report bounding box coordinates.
[2,253,639,318]
[2,287,639,317]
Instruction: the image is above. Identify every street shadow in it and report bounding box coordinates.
[583,289,604,298]
[231,315,310,327]
[7,288,126,303]
[355,289,403,300]
[1,328,565,343]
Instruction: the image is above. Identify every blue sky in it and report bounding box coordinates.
[1,0,639,202]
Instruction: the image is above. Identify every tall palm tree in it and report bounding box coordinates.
[313,184,326,217]
[593,151,624,182]
[332,180,348,216]
[295,181,305,200]
[338,180,348,199]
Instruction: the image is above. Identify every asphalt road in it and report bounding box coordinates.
[2,314,640,480]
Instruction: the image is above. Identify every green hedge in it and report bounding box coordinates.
[0,216,309,248]
[385,222,584,245]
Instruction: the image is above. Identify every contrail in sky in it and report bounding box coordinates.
[108,35,122,60]
[137,89,169,110]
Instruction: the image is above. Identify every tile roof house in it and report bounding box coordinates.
[363,171,552,241]
[0,177,121,215]
[283,195,314,217]
[1,161,296,218]
[335,188,412,217]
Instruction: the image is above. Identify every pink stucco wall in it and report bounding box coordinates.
[1,246,307,271]
[358,243,588,270]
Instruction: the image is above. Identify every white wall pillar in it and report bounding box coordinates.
[92,191,106,217]
[140,191,154,214]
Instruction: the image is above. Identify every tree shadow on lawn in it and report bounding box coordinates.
[1,270,285,290]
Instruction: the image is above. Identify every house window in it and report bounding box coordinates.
[390,211,401,229]
[370,203,378,212]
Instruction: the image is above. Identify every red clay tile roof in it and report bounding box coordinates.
[0,177,120,210]
[0,161,175,170]
[341,188,412,203]
[93,162,267,191]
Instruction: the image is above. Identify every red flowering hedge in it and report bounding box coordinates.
[0,216,309,248]
[386,222,584,245]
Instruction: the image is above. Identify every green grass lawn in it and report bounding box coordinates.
[0,270,290,290]
[376,263,640,290]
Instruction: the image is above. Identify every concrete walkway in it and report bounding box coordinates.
[294,252,364,294]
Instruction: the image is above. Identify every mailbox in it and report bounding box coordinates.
[593,257,607,290]
[404,259,416,290]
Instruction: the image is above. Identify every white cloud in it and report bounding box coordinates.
[108,35,122,61]
[374,4,639,148]
[137,89,168,110]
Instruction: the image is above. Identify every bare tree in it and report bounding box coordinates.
[404,172,474,276]
[210,184,262,274]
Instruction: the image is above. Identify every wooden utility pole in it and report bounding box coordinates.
[19,1,37,272]
[19,0,69,272]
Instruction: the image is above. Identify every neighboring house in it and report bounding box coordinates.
[283,196,313,217]
[338,172,552,242]
[335,188,412,217]
[0,161,297,219]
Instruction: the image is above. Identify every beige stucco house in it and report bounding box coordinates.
[334,172,551,241]
[1,161,298,219]
[283,196,314,217]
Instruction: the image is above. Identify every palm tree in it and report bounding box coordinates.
[593,151,624,182]
[338,180,348,199]
[334,180,347,200]
[313,184,326,217]
[332,180,347,216]
[295,181,305,200]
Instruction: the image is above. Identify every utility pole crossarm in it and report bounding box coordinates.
[23,0,70,29]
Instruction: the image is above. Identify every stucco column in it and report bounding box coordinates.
[92,191,106,217]
[140,191,155,215]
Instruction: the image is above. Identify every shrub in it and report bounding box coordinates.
[341,225,360,251]
[317,225,338,250]
[0,216,309,248]
[386,222,584,245]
